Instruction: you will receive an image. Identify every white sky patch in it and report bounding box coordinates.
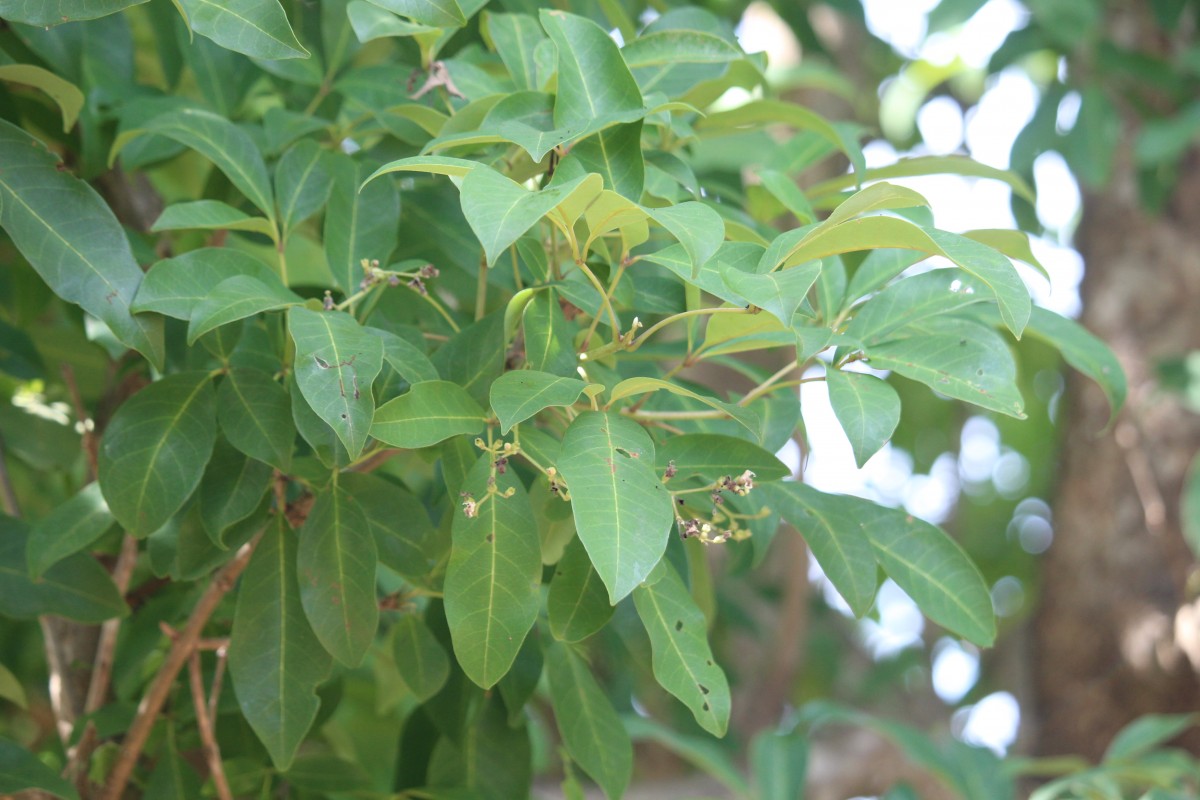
[965,68,1040,169]
[917,96,965,154]
[1034,150,1082,233]
[955,692,1021,754]
[932,638,980,703]
[861,0,939,57]
[958,0,1029,67]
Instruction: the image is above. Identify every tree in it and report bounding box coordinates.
[0,2,1129,799]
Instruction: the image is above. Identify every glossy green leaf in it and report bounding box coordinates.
[361,155,480,186]
[151,200,276,238]
[393,613,451,701]
[645,202,725,277]
[806,155,1035,204]
[218,369,295,471]
[622,30,742,97]
[482,11,546,91]
[275,139,333,237]
[347,1,436,42]
[0,120,163,368]
[459,167,600,266]
[758,482,878,617]
[632,562,731,736]
[845,269,988,344]
[0,64,83,131]
[490,371,595,434]
[177,0,308,60]
[522,289,578,377]
[548,536,614,643]
[230,517,332,770]
[98,372,217,538]
[539,9,643,130]
[557,411,673,603]
[444,456,542,688]
[0,518,127,624]
[645,241,760,306]
[721,259,821,327]
[0,0,145,25]
[326,157,400,292]
[27,482,114,579]
[608,377,759,438]
[564,122,645,201]
[824,368,901,468]
[371,380,486,448]
[134,249,279,320]
[298,486,379,666]
[112,108,275,219]
[188,275,303,344]
[546,641,633,800]
[368,0,466,28]
[758,169,815,224]
[866,317,1026,419]
[340,472,440,582]
[289,307,385,459]
[198,440,272,546]
[656,434,790,482]
[369,328,438,385]
[0,738,80,800]
[964,228,1050,281]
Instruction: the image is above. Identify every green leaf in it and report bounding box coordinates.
[562,122,645,201]
[217,369,295,471]
[0,0,144,25]
[624,716,750,796]
[188,275,303,345]
[326,156,400,293]
[151,200,276,238]
[621,30,743,97]
[298,486,379,666]
[368,0,466,28]
[845,269,988,344]
[608,377,759,438]
[482,11,546,91]
[0,517,127,624]
[275,139,333,238]
[522,289,578,377]
[347,1,436,42]
[98,372,217,538]
[751,728,808,800]
[1185,454,1200,560]
[432,311,505,407]
[866,317,1026,419]
[340,472,440,582]
[112,108,275,219]
[0,64,84,131]
[498,633,543,726]
[0,663,27,710]
[229,517,332,770]
[134,248,279,320]
[548,536,614,643]
[546,642,633,800]
[539,9,643,130]
[806,155,1035,204]
[632,562,731,736]
[0,119,163,369]
[427,695,532,800]
[556,411,673,603]
[860,501,996,646]
[644,241,760,307]
[289,307,385,460]
[656,434,790,482]
[361,155,480,186]
[459,166,600,266]
[371,380,486,448]
[393,613,451,702]
[720,259,821,327]
[198,439,272,546]
[1023,306,1126,422]
[757,482,878,617]
[824,368,901,468]
[490,371,596,434]
[1104,714,1196,761]
[644,202,725,278]
[444,456,542,688]
[758,169,815,224]
[27,482,114,579]
[0,738,80,800]
[177,0,308,60]
[143,725,202,800]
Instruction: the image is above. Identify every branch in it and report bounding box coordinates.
[188,652,233,800]
[101,529,265,800]
[60,364,98,481]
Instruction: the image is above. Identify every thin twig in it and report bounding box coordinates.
[60,364,98,481]
[101,529,265,800]
[0,435,21,517]
[189,651,234,800]
[208,645,227,721]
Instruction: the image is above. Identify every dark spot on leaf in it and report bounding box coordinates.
[675,620,683,631]
[699,683,709,694]
[614,447,633,458]
[486,533,494,543]
[702,702,709,712]
[706,660,712,666]
[977,368,984,376]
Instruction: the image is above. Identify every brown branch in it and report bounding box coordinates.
[208,644,228,721]
[101,529,264,800]
[60,364,98,481]
[188,651,233,800]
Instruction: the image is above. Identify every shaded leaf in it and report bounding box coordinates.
[218,369,295,471]
[198,439,272,546]
[548,536,613,643]
[563,122,645,201]
[98,372,217,538]
[177,0,308,60]
[27,482,114,579]
[720,259,821,327]
[134,248,279,320]
[151,200,276,238]
[275,138,333,237]
[522,289,578,377]
[0,738,80,800]
[326,156,400,292]
[0,64,83,131]
[340,472,440,583]
[298,487,379,666]
[482,11,546,91]
[393,614,451,702]
[230,517,332,770]
[608,377,759,438]
[188,275,303,345]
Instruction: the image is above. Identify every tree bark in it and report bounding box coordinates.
[1033,7,1200,754]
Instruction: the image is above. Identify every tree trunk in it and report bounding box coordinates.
[1032,24,1200,754]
